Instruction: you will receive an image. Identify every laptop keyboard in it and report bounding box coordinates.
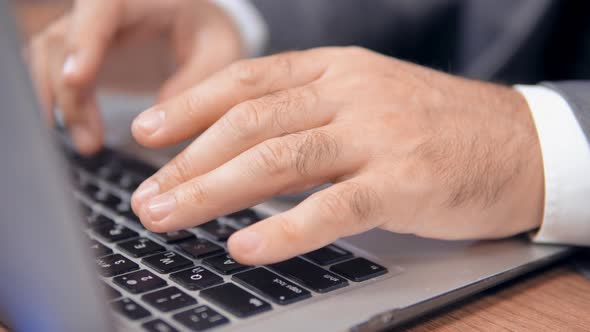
[66,148,389,331]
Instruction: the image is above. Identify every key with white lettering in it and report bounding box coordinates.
[170,266,223,290]
[200,283,271,318]
[233,268,311,305]
[142,251,193,274]
[203,254,250,275]
[141,287,197,312]
[113,270,167,294]
[269,257,348,293]
[96,254,139,277]
[117,238,165,258]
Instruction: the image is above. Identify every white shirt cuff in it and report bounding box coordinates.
[209,0,269,57]
[515,85,590,246]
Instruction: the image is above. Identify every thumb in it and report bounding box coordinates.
[62,0,123,87]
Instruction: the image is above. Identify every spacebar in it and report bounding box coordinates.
[269,257,348,293]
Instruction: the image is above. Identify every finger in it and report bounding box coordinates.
[132,49,330,147]
[228,178,384,265]
[62,0,123,85]
[135,83,332,199]
[134,128,359,232]
[69,94,104,155]
[28,37,55,123]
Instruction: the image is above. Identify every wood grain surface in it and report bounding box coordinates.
[9,2,590,331]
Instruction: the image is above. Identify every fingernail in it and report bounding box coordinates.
[134,109,165,136]
[232,229,263,253]
[63,55,78,77]
[133,181,160,207]
[146,193,176,222]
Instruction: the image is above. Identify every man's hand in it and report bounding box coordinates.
[130,47,544,265]
[28,0,243,155]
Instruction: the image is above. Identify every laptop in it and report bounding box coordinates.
[0,3,574,331]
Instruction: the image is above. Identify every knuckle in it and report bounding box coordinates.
[319,183,379,228]
[163,153,195,184]
[248,139,293,177]
[275,215,304,243]
[292,130,340,176]
[180,92,203,122]
[182,180,210,205]
[227,60,261,86]
[223,101,263,139]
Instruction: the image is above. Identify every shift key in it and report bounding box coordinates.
[269,257,348,293]
[233,268,311,305]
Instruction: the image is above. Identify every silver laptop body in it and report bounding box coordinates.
[0,2,573,331]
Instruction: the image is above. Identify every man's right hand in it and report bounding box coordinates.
[28,0,244,155]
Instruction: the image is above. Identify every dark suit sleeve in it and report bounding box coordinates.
[250,0,461,56]
[544,81,590,141]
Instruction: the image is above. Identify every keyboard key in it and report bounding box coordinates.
[170,266,223,291]
[120,210,141,224]
[96,254,139,277]
[203,254,250,275]
[330,257,388,282]
[83,182,101,197]
[118,238,165,258]
[173,306,228,331]
[200,283,271,318]
[151,230,195,244]
[114,270,167,294]
[112,298,151,320]
[94,223,138,243]
[269,257,348,293]
[302,244,353,266]
[225,209,260,226]
[142,319,179,332]
[89,240,112,257]
[103,282,122,299]
[233,268,311,305]
[142,287,197,312]
[86,214,115,228]
[177,238,224,259]
[198,220,237,241]
[95,191,123,210]
[143,252,193,274]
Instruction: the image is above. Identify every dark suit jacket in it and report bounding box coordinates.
[251,0,590,138]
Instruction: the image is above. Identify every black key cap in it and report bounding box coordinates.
[96,191,123,210]
[302,244,353,266]
[89,240,112,257]
[203,254,250,275]
[83,182,101,197]
[118,238,165,258]
[86,214,115,228]
[152,230,195,244]
[330,257,388,282]
[112,298,151,320]
[142,287,197,312]
[170,266,223,291]
[120,210,141,224]
[173,306,229,331]
[200,283,271,318]
[142,319,179,332]
[114,270,167,294]
[96,254,139,277]
[119,173,144,191]
[233,268,311,305]
[177,238,224,259]
[143,252,193,274]
[103,282,122,299]
[198,220,236,241]
[225,209,260,226]
[269,257,348,293]
[94,223,138,242]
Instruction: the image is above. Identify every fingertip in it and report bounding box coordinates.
[228,229,264,265]
[69,124,102,156]
[131,109,166,147]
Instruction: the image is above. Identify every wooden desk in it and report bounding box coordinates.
[10,2,590,331]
